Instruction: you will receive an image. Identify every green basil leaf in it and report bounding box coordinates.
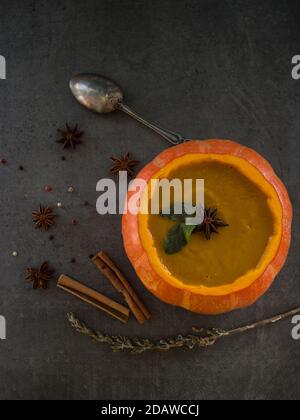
[182,224,197,242]
[163,223,197,254]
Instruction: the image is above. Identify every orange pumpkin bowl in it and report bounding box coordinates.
[122,140,293,315]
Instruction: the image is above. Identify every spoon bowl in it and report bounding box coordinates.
[70,74,123,114]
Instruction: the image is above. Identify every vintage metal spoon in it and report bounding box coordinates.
[69,74,186,145]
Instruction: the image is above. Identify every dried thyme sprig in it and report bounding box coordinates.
[67,306,300,354]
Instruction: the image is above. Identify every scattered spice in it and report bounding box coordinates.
[196,208,229,240]
[68,186,74,193]
[44,185,53,193]
[93,251,151,324]
[0,158,7,164]
[58,275,130,323]
[18,165,24,171]
[84,201,89,206]
[32,205,55,230]
[12,251,18,257]
[26,262,53,289]
[71,258,76,263]
[89,254,94,259]
[57,123,83,149]
[110,152,139,178]
[68,306,300,353]
[71,218,78,225]
[61,156,66,161]
[49,235,55,241]
[56,202,63,208]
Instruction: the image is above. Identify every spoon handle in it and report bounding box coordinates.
[117,102,186,145]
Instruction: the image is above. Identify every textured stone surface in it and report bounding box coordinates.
[0,0,299,400]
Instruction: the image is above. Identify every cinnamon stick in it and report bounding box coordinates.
[92,251,151,324]
[57,274,129,324]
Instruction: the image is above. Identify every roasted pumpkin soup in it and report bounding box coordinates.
[141,158,277,288]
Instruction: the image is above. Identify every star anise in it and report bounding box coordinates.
[110,152,139,178]
[196,208,229,240]
[56,123,83,149]
[26,262,54,289]
[32,205,55,230]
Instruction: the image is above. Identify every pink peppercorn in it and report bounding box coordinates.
[71,218,78,225]
[0,158,7,164]
[44,185,53,193]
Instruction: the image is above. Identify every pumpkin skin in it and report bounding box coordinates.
[122,140,293,315]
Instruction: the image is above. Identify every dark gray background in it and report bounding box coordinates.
[0,0,299,400]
